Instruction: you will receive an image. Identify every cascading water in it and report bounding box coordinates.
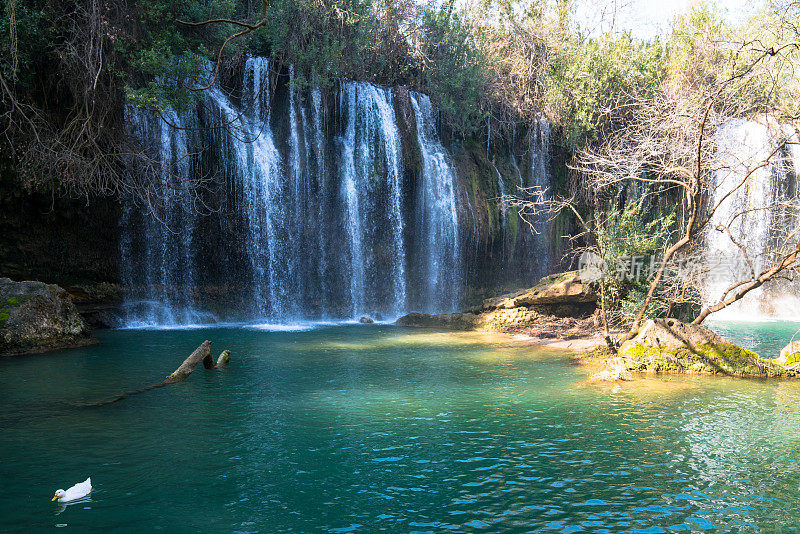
[122,60,422,326]
[310,87,328,310]
[493,164,508,256]
[120,106,215,327]
[209,57,285,318]
[702,119,800,320]
[530,119,551,191]
[121,70,800,326]
[528,119,552,270]
[337,82,407,318]
[410,92,462,313]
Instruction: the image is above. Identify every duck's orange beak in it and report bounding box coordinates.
[51,495,58,501]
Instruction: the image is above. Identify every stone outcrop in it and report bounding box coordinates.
[397,271,597,331]
[0,278,94,356]
[65,283,123,328]
[476,271,597,314]
[779,340,800,367]
[616,318,789,377]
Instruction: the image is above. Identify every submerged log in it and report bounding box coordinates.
[167,340,213,382]
[86,340,231,406]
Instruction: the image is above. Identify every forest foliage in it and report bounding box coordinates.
[2,0,796,178]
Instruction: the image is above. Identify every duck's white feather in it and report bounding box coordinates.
[59,477,92,502]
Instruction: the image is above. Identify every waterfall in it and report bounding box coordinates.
[122,60,423,326]
[495,165,508,220]
[121,65,800,326]
[509,153,523,188]
[338,82,407,317]
[702,119,800,320]
[120,105,215,327]
[530,119,551,191]
[529,119,552,272]
[211,57,285,318]
[410,92,462,313]
[310,87,328,310]
[493,164,508,257]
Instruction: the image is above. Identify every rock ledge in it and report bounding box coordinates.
[397,271,597,331]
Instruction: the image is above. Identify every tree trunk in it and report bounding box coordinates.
[216,350,231,368]
[164,340,213,383]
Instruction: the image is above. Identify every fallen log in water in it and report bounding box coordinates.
[165,340,214,383]
[86,340,230,406]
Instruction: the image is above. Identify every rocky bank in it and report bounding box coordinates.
[580,318,794,378]
[0,278,95,356]
[397,272,798,379]
[397,271,598,332]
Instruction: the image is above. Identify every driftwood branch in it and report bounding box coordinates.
[86,340,230,406]
[165,340,213,383]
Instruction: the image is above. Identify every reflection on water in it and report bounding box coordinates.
[54,495,93,517]
[0,326,799,532]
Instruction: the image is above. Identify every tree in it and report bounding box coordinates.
[512,4,800,345]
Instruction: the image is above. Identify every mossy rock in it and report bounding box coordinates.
[619,341,784,376]
[0,277,92,356]
[478,307,539,331]
[396,312,479,330]
[0,296,28,324]
[618,319,789,377]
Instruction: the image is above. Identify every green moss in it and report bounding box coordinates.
[585,346,614,358]
[620,341,785,377]
[785,352,800,366]
[0,296,28,325]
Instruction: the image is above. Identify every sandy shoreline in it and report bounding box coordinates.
[505,332,608,353]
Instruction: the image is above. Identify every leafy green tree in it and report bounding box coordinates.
[417,5,490,136]
[546,32,666,148]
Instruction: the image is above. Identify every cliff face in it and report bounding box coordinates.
[0,168,120,286]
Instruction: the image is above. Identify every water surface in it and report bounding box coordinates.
[1,325,800,532]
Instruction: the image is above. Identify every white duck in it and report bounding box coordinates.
[52,477,93,502]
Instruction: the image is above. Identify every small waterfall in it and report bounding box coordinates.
[493,164,508,256]
[509,153,523,188]
[529,119,552,271]
[702,119,800,320]
[495,165,508,219]
[530,119,551,191]
[338,82,407,317]
[120,106,214,326]
[410,92,462,312]
[310,87,328,310]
